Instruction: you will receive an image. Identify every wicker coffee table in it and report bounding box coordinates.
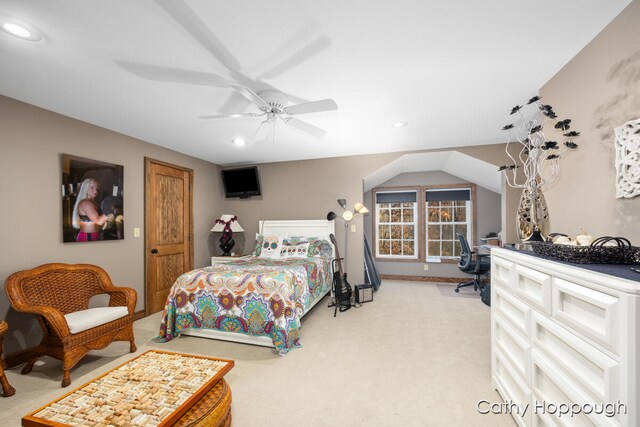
[22,350,234,427]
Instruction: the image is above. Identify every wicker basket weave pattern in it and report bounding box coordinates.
[4,263,138,387]
[530,241,640,264]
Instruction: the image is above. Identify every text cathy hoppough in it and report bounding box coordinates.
[477,399,627,419]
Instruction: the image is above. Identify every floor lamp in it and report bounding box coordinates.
[326,199,369,273]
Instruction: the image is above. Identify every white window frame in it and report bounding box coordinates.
[425,189,472,261]
[375,191,419,260]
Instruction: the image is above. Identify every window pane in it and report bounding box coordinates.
[453,241,461,256]
[428,207,440,222]
[441,207,453,222]
[390,225,402,239]
[379,209,390,222]
[427,201,440,207]
[390,209,402,222]
[391,240,402,255]
[403,240,415,255]
[379,240,390,255]
[442,241,454,257]
[455,224,467,237]
[379,225,390,239]
[402,202,414,208]
[454,207,467,222]
[441,201,452,207]
[455,200,466,207]
[442,224,454,240]
[428,241,440,256]
[379,202,390,209]
[402,209,414,222]
[391,203,401,208]
[403,225,414,239]
[428,225,441,240]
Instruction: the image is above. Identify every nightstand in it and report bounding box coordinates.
[211,255,249,265]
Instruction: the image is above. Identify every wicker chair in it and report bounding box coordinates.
[4,263,137,387]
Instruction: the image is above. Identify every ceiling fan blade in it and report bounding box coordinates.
[284,118,327,138]
[258,36,332,80]
[285,99,338,115]
[155,0,241,72]
[199,112,262,120]
[217,91,252,115]
[117,61,230,87]
[253,119,274,142]
[230,84,270,111]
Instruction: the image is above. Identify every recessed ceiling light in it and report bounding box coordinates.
[0,16,44,41]
[392,121,408,128]
[232,138,245,146]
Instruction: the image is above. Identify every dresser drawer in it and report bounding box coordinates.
[515,264,552,315]
[552,277,621,356]
[532,350,619,427]
[493,255,516,290]
[494,347,532,427]
[494,285,531,339]
[494,310,531,383]
[533,313,620,404]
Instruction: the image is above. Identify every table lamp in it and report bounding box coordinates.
[211,215,244,256]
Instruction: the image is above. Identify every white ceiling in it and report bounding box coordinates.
[0,0,631,166]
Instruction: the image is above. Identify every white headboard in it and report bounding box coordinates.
[259,219,335,240]
[258,219,336,256]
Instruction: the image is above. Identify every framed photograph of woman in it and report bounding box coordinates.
[62,154,124,243]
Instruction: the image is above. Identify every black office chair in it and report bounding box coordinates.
[455,233,491,293]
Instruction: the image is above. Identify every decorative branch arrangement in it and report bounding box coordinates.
[498,96,581,241]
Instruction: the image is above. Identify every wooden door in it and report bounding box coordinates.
[145,158,194,315]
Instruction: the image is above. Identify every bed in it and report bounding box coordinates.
[155,220,335,355]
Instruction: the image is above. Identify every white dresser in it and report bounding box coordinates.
[491,247,640,427]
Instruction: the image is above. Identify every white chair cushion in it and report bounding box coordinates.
[64,306,129,334]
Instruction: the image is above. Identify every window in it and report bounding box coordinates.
[375,191,418,259]
[426,189,471,259]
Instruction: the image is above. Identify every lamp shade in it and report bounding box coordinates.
[326,211,337,221]
[337,199,347,210]
[354,202,369,214]
[211,214,244,232]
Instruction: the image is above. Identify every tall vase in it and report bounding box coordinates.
[516,186,549,242]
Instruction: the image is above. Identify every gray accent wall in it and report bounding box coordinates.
[0,96,223,355]
[364,171,501,278]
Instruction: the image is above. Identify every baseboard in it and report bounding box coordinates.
[381,274,489,284]
[4,310,148,369]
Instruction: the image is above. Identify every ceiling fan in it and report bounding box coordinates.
[199,84,338,139]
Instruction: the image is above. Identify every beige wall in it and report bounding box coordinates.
[226,143,517,285]
[540,0,640,242]
[0,96,222,355]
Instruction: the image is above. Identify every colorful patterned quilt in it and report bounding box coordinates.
[155,256,332,354]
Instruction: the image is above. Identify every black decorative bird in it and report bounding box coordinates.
[498,165,518,171]
[564,141,578,149]
[555,119,571,131]
[545,141,558,149]
[510,105,522,115]
[527,96,541,104]
[539,104,553,112]
[543,110,558,119]
[564,130,580,137]
[547,154,560,160]
[502,123,514,130]
[530,125,542,133]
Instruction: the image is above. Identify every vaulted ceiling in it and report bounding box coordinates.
[0,0,631,165]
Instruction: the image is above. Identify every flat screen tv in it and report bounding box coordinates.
[221,166,261,198]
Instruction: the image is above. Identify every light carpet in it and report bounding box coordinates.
[0,280,515,427]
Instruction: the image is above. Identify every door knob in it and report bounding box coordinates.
[151,248,158,254]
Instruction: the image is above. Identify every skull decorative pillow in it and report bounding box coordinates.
[279,243,310,259]
[258,234,285,259]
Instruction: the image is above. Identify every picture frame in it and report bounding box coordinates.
[61,154,124,243]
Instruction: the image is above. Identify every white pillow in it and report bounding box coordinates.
[259,234,285,259]
[280,243,310,259]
